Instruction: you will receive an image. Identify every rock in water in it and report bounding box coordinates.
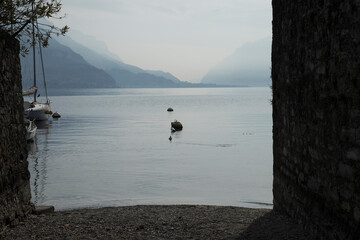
[171,120,183,131]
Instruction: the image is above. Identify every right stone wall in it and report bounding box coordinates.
[272,1,360,239]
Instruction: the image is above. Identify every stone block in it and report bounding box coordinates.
[329,189,339,203]
[346,148,360,161]
[338,163,354,179]
[341,128,357,142]
[339,186,354,200]
[354,207,360,222]
[33,206,55,215]
[340,202,351,213]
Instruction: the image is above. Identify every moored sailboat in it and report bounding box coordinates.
[24,99,51,121]
[23,5,52,121]
[23,86,51,121]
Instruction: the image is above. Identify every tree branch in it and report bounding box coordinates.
[11,19,31,37]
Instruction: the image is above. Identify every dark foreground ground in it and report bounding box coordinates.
[3,205,313,240]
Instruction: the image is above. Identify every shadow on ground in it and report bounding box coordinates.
[237,211,313,240]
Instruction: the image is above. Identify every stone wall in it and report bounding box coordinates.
[272,1,360,239]
[0,30,33,234]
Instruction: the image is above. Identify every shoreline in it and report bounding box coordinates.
[49,201,274,212]
[3,205,312,239]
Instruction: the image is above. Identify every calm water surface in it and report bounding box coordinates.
[27,88,273,210]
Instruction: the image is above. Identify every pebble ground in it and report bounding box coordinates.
[3,205,313,240]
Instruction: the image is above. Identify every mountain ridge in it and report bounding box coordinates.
[21,38,116,91]
[202,37,271,87]
[56,31,184,86]
[21,33,218,89]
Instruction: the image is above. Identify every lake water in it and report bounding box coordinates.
[27,87,273,210]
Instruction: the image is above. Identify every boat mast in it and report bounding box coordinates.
[31,1,37,103]
[36,21,49,104]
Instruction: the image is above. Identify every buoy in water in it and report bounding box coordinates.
[169,136,172,141]
[52,112,61,118]
[167,107,174,112]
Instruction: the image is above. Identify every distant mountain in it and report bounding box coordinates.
[202,37,271,87]
[55,32,187,88]
[106,69,179,88]
[21,39,116,90]
[21,29,219,90]
[144,70,181,83]
[56,34,144,74]
[68,29,123,62]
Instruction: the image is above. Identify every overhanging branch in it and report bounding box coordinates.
[11,19,31,37]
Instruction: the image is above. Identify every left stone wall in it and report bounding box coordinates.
[0,30,33,234]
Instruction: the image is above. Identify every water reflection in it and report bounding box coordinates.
[24,88,273,210]
[27,120,51,205]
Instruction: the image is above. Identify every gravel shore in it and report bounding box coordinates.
[3,205,312,239]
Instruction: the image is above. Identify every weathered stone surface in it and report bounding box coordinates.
[272,1,360,239]
[0,30,33,235]
[33,206,55,215]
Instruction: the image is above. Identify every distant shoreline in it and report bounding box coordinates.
[44,85,269,96]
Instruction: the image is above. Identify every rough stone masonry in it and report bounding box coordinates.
[0,30,33,235]
[1,1,360,239]
[272,0,360,239]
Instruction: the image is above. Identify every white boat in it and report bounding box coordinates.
[23,13,52,121]
[23,87,51,121]
[25,119,37,141]
[24,100,51,121]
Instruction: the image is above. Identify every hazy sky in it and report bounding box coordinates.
[57,0,272,82]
